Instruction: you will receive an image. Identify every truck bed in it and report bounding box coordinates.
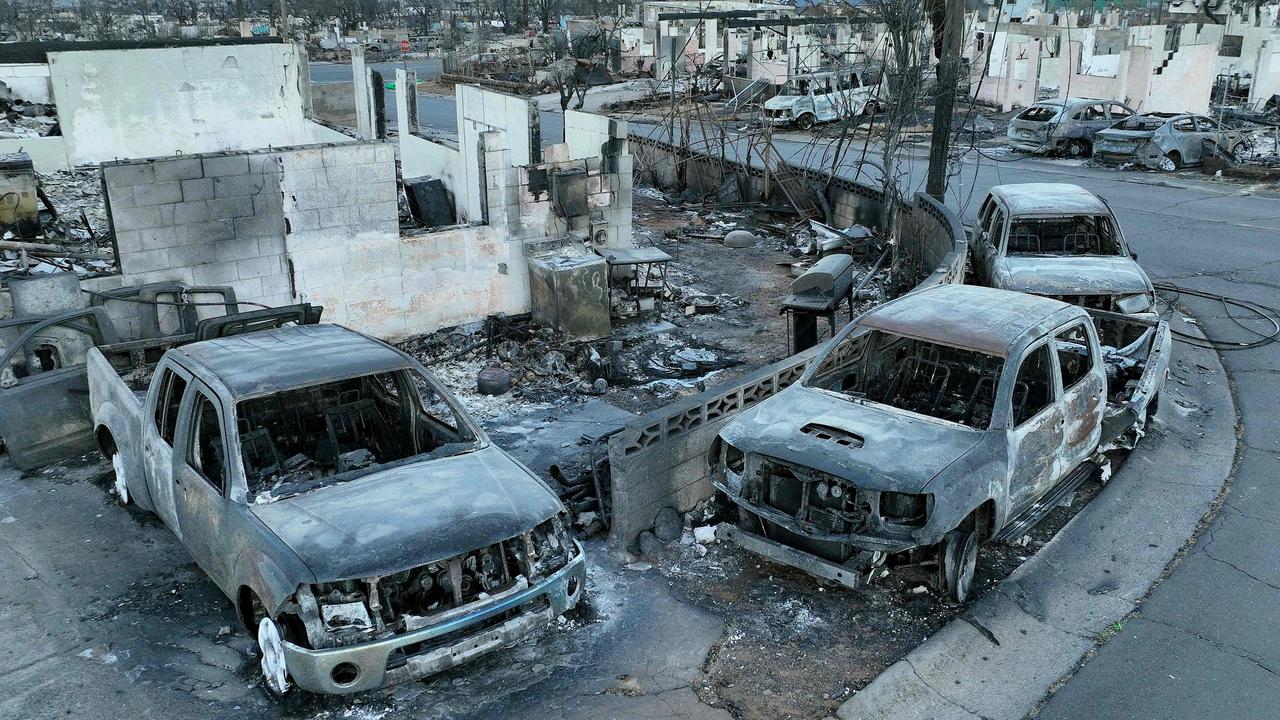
[1088,308,1171,449]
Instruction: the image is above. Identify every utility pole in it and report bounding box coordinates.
[279,0,288,39]
[926,0,964,201]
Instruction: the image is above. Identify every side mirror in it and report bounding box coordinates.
[1131,250,1139,261]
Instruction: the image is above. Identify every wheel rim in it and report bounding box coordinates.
[258,617,289,695]
[111,453,129,505]
[943,530,978,602]
[956,533,978,602]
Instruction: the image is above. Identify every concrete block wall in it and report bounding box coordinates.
[100,152,293,316]
[98,140,534,342]
[607,351,815,549]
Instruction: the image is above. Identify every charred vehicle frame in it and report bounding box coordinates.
[710,285,1169,601]
[89,316,585,695]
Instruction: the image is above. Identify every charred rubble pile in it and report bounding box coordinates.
[0,167,115,277]
[0,82,58,139]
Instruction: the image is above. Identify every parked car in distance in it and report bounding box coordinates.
[88,308,585,695]
[763,64,882,130]
[1094,112,1250,168]
[970,183,1156,317]
[710,285,1170,602]
[1006,98,1137,157]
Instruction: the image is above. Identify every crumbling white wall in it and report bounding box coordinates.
[48,43,349,166]
[0,63,52,103]
[99,141,532,341]
[0,137,70,171]
[1146,43,1216,114]
[455,84,539,222]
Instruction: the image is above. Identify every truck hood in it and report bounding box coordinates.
[995,255,1152,296]
[719,385,984,493]
[250,447,563,582]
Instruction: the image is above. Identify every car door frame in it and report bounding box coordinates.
[173,379,235,589]
[1004,337,1066,513]
[0,308,120,469]
[1052,319,1106,472]
[142,358,192,537]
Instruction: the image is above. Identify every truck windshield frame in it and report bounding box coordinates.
[1004,214,1124,257]
[805,329,1007,430]
[235,367,482,504]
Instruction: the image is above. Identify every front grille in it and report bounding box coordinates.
[758,458,872,535]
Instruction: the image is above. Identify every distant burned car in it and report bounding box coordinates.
[971,183,1156,316]
[1094,112,1250,168]
[89,314,585,695]
[1007,97,1136,157]
[711,285,1169,602]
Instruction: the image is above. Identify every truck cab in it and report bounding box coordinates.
[971,183,1156,317]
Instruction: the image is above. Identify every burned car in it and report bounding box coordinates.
[763,65,881,130]
[711,285,1169,602]
[1006,97,1136,157]
[88,314,585,695]
[1093,112,1250,168]
[970,183,1156,316]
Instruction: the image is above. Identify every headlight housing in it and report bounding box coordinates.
[1116,292,1154,314]
[880,492,931,528]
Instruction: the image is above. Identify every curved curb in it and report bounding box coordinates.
[835,315,1237,720]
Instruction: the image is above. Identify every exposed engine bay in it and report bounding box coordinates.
[278,517,576,654]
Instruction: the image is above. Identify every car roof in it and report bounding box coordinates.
[858,285,1078,357]
[989,183,1109,216]
[174,323,414,400]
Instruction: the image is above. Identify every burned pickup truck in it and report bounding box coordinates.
[710,285,1168,601]
[88,310,585,694]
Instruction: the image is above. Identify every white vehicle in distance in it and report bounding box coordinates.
[763,65,883,131]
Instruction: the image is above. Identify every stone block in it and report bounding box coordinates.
[286,209,321,232]
[183,219,236,246]
[257,273,293,299]
[172,200,211,225]
[318,205,359,228]
[207,196,255,220]
[237,254,285,279]
[357,201,397,224]
[246,153,280,176]
[106,185,135,210]
[190,260,241,285]
[253,191,283,215]
[103,162,154,188]
[213,174,270,199]
[153,158,205,183]
[233,213,286,239]
[131,181,183,208]
[111,205,164,231]
[202,154,251,177]
[181,178,215,202]
[167,242,218,267]
[213,235,261,263]
[121,248,170,274]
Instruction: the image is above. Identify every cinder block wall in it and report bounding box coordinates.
[96,141,531,341]
[98,152,294,316]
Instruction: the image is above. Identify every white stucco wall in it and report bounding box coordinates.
[0,63,52,103]
[0,137,70,171]
[47,43,345,166]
